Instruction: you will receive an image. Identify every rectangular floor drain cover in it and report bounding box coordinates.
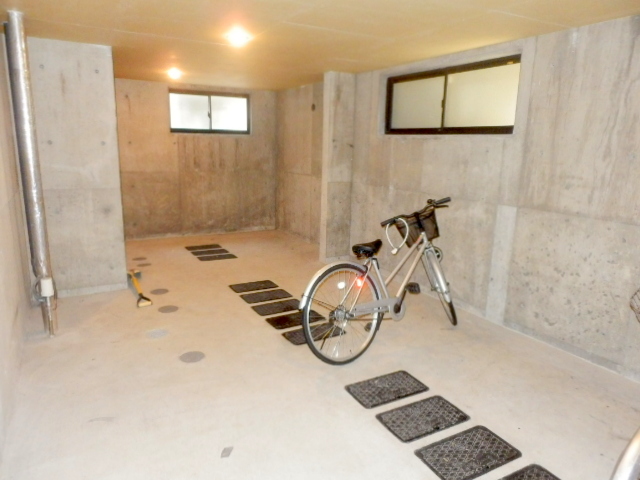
[186,244,221,251]
[346,371,428,409]
[500,465,560,480]
[198,254,237,261]
[282,324,344,346]
[415,426,521,480]
[192,248,228,256]
[376,396,469,442]
[266,311,324,330]
[240,289,292,304]
[230,280,278,293]
[252,299,300,316]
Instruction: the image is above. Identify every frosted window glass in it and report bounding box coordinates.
[391,76,444,129]
[169,93,210,130]
[210,96,248,131]
[444,63,520,127]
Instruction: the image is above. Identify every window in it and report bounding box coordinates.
[385,55,521,135]
[169,91,250,134]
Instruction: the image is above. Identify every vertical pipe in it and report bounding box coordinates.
[610,427,640,480]
[4,11,57,335]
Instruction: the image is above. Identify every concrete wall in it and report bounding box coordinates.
[0,35,37,464]
[116,79,277,238]
[276,83,323,243]
[28,38,127,297]
[277,83,323,243]
[319,72,357,260]
[349,15,640,378]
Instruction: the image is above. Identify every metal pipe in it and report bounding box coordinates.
[610,426,640,480]
[4,11,57,335]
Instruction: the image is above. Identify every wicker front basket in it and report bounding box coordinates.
[394,207,439,246]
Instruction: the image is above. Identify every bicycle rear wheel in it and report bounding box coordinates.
[302,263,382,365]
[422,248,457,326]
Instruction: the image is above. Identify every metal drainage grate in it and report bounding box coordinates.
[252,299,300,316]
[229,280,279,293]
[376,396,469,442]
[266,311,324,330]
[186,244,221,251]
[500,465,561,480]
[282,324,344,346]
[414,426,521,480]
[240,289,292,304]
[198,254,237,261]
[191,248,229,256]
[346,371,429,409]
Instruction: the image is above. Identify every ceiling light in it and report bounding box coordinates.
[167,68,182,80]
[225,26,252,48]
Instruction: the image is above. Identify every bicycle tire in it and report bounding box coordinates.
[422,248,457,326]
[302,263,382,365]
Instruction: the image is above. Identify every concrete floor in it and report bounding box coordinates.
[1,230,640,480]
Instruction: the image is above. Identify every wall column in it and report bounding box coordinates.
[319,72,356,261]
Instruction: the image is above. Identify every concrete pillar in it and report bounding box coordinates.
[319,72,356,261]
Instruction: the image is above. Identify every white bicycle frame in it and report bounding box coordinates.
[350,231,432,321]
[299,231,436,321]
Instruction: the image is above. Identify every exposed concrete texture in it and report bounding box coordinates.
[506,15,640,377]
[351,39,530,316]
[28,38,127,297]
[348,16,640,379]
[276,83,323,243]
[320,72,356,260]
[520,17,640,223]
[506,208,640,370]
[0,34,37,464]
[116,79,277,238]
[3,231,640,479]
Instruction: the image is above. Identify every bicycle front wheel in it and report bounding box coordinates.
[302,263,382,365]
[423,248,457,326]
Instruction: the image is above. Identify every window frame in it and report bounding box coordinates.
[169,90,251,135]
[385,54,521,135]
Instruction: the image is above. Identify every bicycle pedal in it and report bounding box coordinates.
[406,282,421,294]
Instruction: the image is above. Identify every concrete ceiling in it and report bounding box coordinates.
[1,0,639,90]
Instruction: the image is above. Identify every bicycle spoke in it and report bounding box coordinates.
[310,297,338,312]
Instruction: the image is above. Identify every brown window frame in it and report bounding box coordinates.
[169,90,251,135]
[385,55,521,135]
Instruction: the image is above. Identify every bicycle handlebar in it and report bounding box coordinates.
[380,197,451,227]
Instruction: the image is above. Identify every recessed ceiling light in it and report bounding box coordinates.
[167,67,182,80]
[225,26,252,48]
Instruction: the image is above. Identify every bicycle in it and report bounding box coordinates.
[299,197,456,365]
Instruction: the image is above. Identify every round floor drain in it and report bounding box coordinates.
[180,351,205,363]
[150,288,169,295]
[146,329,169,339]
[133,256,146,261]
[159,305,179,313]
[137,263,152,267]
